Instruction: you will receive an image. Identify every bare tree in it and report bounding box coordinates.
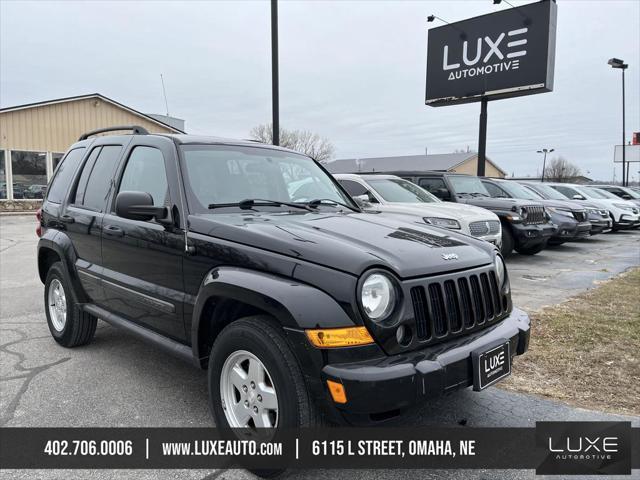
[544,157,582,183]
[250,123,335,163]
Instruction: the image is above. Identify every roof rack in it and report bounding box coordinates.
[78,125,149,141]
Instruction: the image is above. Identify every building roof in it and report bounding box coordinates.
[326,152,506,175]
[0,93,185,133]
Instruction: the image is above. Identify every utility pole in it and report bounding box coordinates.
[271,0,280,146]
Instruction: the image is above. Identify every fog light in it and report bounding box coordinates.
[396,324,412,346]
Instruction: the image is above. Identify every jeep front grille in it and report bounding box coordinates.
[410,270,505,344]
[469,220,500,237]
[522,205,545,225]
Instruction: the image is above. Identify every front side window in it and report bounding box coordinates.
[11,150,47,200]
[418,177,446,194]
[75,145,122,211]
[47,148,85,204]
[367,178,438,203]
[181,145,352,213]
[118,147,169,207]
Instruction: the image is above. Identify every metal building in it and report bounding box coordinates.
[0,93,184,203]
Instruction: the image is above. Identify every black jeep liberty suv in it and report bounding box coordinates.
[37,126,530,428]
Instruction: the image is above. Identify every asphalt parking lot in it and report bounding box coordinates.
[1,215,639,480]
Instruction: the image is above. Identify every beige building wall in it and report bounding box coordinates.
[0,97,176,154]
[451,156,506,178]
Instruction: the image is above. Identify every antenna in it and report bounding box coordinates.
[160,74,170,116]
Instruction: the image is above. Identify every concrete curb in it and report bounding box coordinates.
[0,212,34,217]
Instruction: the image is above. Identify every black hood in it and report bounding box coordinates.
[189,211,495,278]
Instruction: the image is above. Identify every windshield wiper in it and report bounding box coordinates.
[208,199,312,211]
[307,198,359,212]
[469,192,490,197]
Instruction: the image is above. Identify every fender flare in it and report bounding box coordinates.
[37,230,89,304]
[191,266,356,364]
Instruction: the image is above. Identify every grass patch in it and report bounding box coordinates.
[500,268,640,416]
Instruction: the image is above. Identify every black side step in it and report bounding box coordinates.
[82,304,195,366]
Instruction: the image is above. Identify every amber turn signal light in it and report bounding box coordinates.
[305,326,374,348]
[326,380,347,404]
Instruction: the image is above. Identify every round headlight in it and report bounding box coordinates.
[495,255,506,288]
[361,273,396,321]
[519,207,529,220]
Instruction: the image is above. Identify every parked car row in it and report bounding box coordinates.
[325,170,640,258]
[0,182,47,199]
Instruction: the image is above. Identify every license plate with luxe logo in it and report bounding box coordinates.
[472,341,511,391]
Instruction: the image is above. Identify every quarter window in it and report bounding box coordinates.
[47,148,86,204]
[118,147,169,207]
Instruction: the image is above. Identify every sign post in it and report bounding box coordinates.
[425,0,557,175]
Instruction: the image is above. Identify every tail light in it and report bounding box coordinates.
[36,208,42,237]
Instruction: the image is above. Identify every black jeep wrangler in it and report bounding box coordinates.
[37,126,530,428]
[387,171,556,257]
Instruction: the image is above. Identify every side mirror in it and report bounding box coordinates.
[436,188,451,200]
[115,191,168,222]
[572,194,585,200]
[353,194,372,207]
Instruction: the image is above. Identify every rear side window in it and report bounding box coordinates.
[117,147,169,207]
[46,148,85,204]
[74,145,122,211]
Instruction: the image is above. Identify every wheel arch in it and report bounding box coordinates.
[191,266,355,368]
[37,231,88,303]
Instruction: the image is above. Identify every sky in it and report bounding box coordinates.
[1,0,639,182]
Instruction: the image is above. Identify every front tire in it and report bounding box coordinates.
[208,316,320,430]
[44,262,97,347]
[515,241,547,255]
[500,225,515,257]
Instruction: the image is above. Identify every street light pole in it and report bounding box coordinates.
[271,0,280,146]
[608,58,628,186]
[537,148,554,182]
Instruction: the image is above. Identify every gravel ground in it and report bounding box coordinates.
[1,215,638,480]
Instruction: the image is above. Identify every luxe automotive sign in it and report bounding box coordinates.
[425,0,557,106]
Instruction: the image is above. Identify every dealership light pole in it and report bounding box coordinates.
[271,0,280,146]
[608,58,628,186]
[537,148,554,182]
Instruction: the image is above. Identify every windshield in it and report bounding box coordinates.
[367,178,439,203]
[524,183,568,200]
[180,145,353,213]
[577,186,608,199]
[498,181,543,200]
[448,176,490,196]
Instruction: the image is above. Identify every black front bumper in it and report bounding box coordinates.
[589,218,613,234]
[511,222,556,246]
[322,308,530,417]
[551,219,592,242]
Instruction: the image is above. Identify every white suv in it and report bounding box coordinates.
[549,183,640,230]
[335,173,502,246]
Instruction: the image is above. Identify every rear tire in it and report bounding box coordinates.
[44,262,97,347]
[500,225,515,257]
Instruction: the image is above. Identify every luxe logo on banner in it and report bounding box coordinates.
[536,422,631,475]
